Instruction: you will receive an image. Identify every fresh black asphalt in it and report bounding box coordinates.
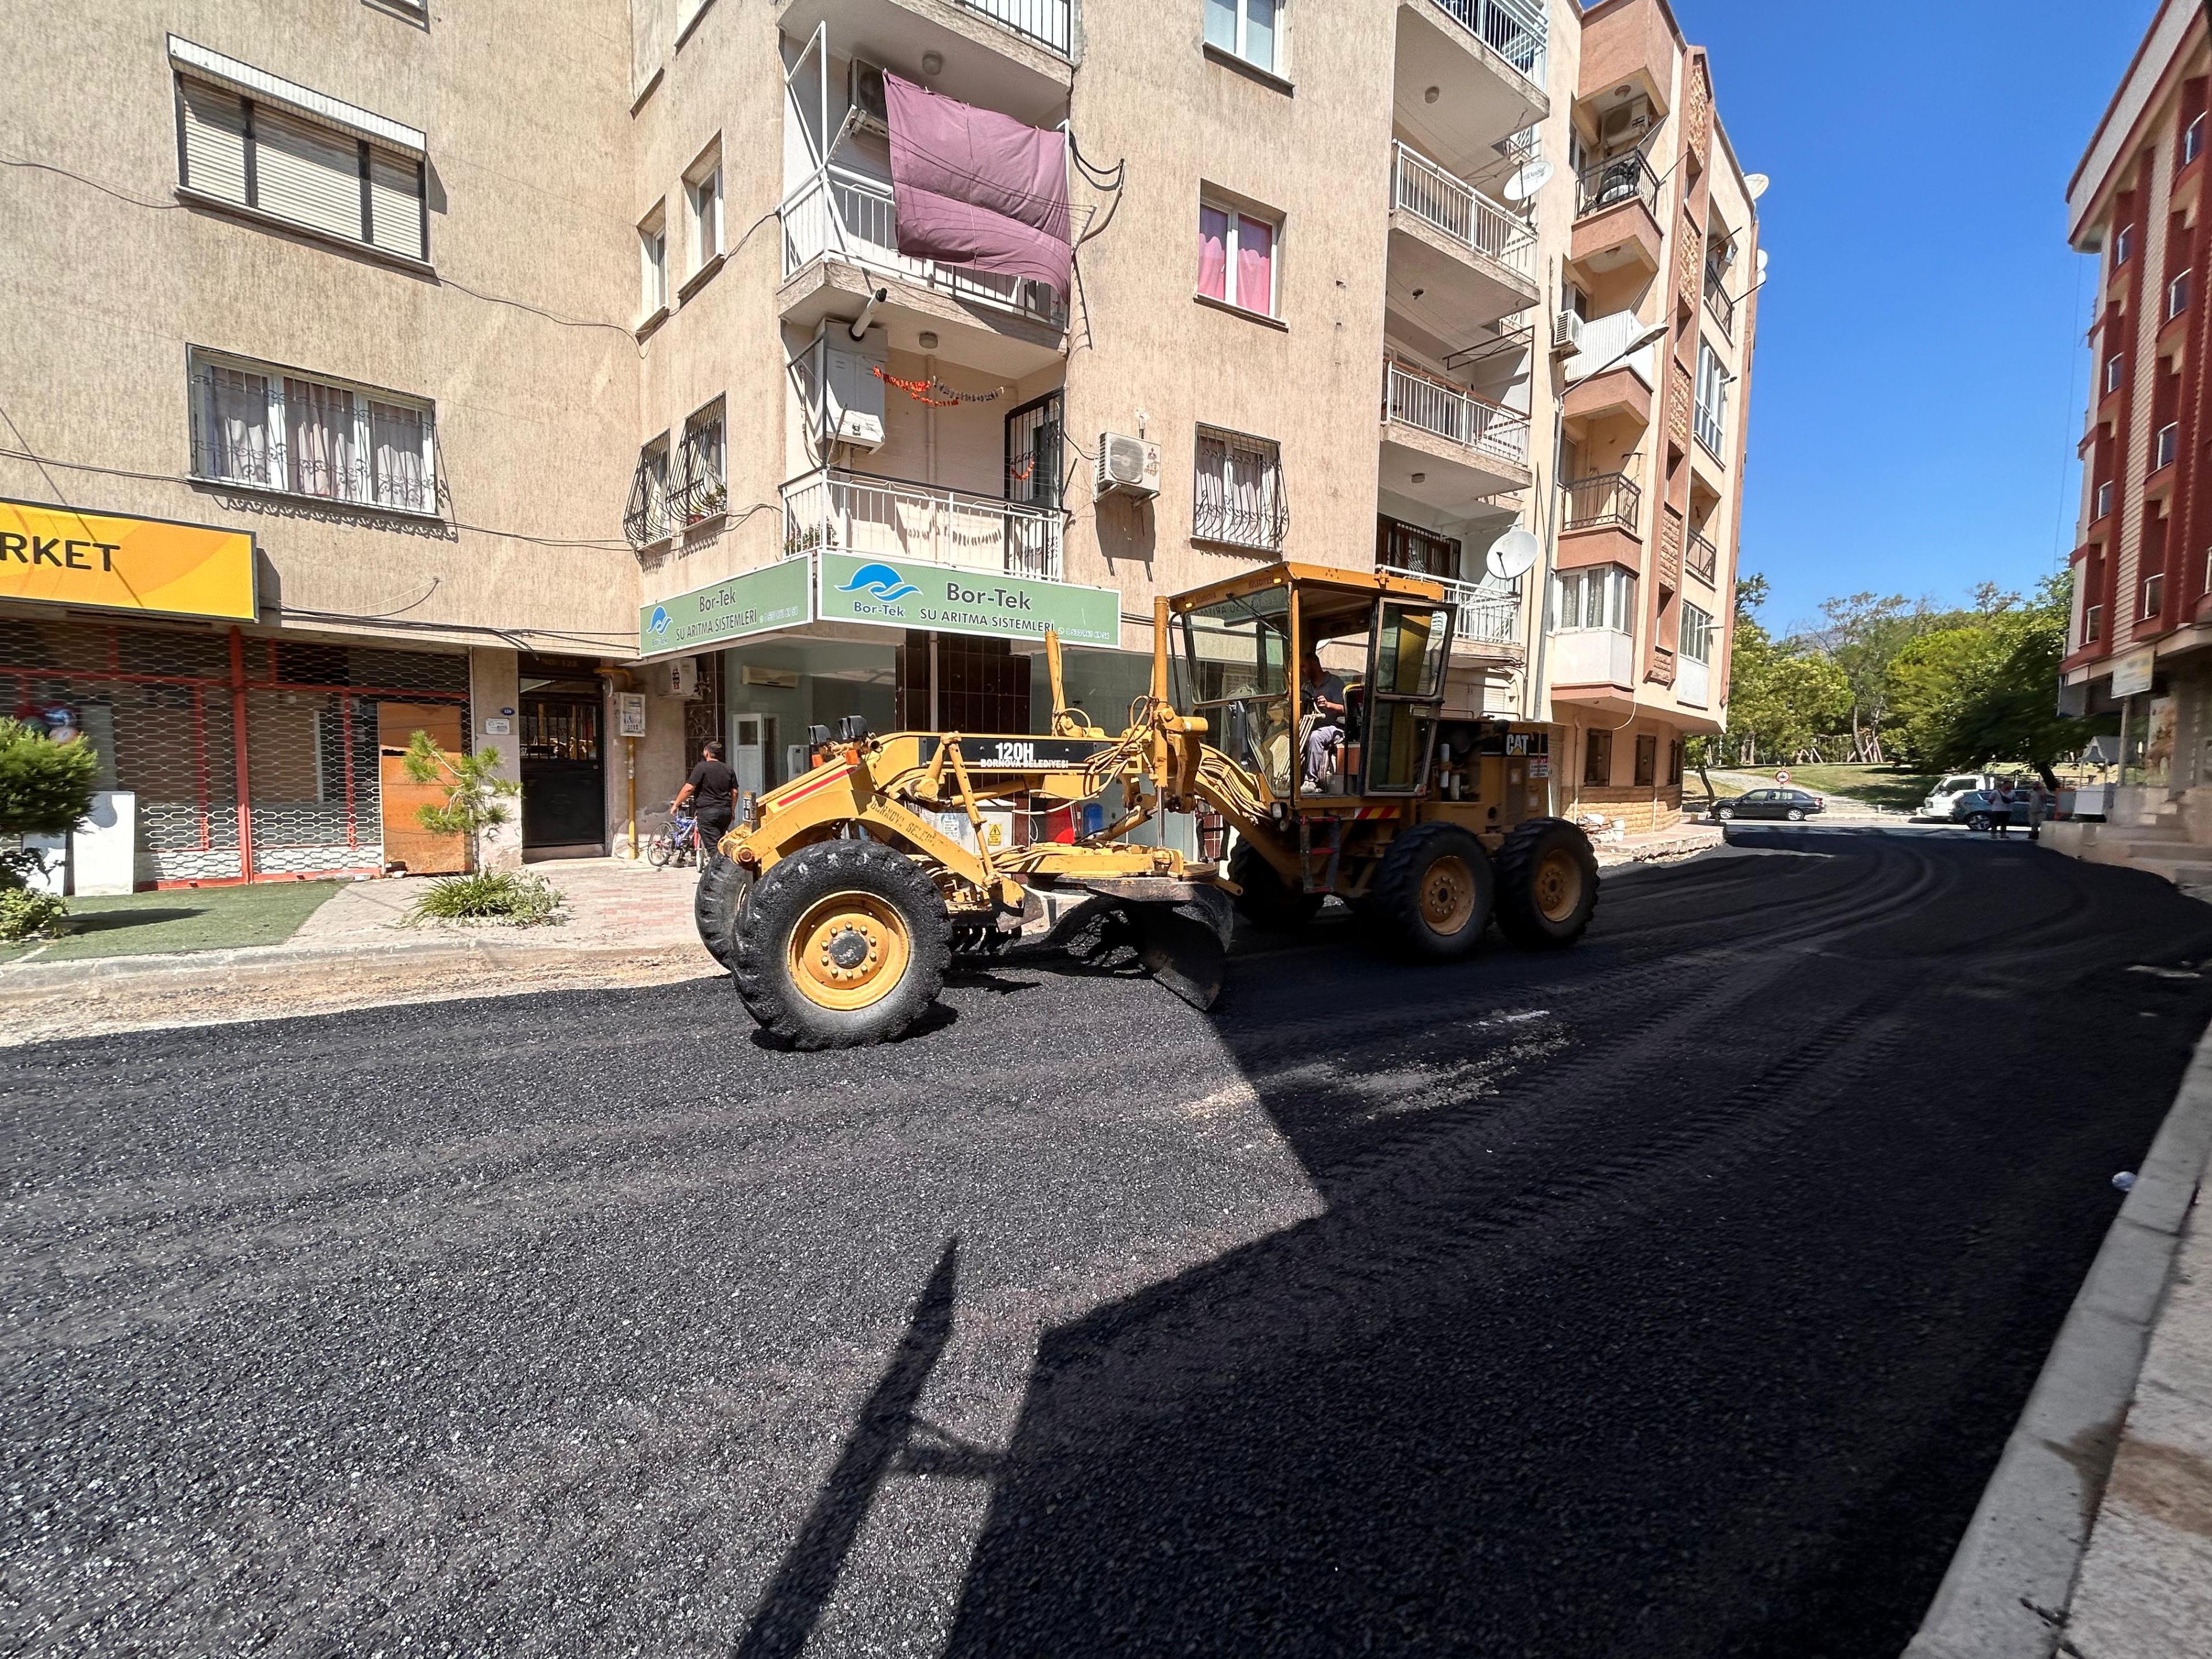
[6,827,2212,1657]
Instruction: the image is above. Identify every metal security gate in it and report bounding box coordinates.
[1,616,468,885]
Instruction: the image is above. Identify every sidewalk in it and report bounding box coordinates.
[0,858,720,1047]
[1907,1027,2212,1659]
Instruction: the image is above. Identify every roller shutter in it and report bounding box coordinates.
[367,151,424,260]
[178,79,248,205]
[252,106,364,243]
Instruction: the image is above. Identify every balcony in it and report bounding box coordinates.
[1561,471,1641,534]
[1393,0,1550,180]
[1379,359,1532,510]
[1380,564,1525,659]
[1685,528,1718,586]
[1388,142,1539,333]
[779,166,1066,376]
[1551,627,1636,691]
[775,0,1071,124]
[1572,152,1664,276]
[1704,260,1736,340]
[1677,653,1711,709]
[780,466,1063,581]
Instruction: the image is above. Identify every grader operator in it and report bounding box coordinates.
[694,564,1599,1048]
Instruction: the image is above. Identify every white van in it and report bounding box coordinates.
[1921,772,1994,819]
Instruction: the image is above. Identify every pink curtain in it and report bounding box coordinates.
[885,74,1071,296]
[1235,214,1273,312]
[1197,206,1228,300]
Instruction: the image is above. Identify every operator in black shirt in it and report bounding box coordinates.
[674,739,738,858]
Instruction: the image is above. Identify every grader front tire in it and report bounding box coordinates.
[731,840,950,1049]
[695,852,750,973]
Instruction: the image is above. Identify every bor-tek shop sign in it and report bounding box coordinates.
[640,558,811,656]
[1,498,255,621]
[817,551,1119,647]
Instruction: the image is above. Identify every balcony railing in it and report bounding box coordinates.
[781,166,1064,330]
[1391,143,1536,279]
[1561,470,1642,535]
[1379,565,1522,649]
[1427,0,1548,89]
[1577,151,1662,221]
[953,0,1071,56]
[1703,260,1736,339]
[1381,360,1530,469]
[1685,528,1718,585]
[1551,627,1636,688]
[780,467,1063,581]
[1677,653,1711,709]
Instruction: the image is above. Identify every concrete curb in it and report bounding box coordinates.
[0,935,718,1001]
[1901,1023,2212,1659]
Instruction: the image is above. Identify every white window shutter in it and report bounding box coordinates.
[254,107,363,242]
[367,151,422,259]
[179,80,248,205]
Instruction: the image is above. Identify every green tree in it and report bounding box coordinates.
[1800,591,1979,762]
[0,718,100,939]
[1885,572,2082,787]
[1719,575,1853,765]
[401,732,517,873]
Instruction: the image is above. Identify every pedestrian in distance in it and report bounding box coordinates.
[674,739,738,860]
[1991,778,2012,838]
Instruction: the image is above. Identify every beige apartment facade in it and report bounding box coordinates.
[1,0,1756,888]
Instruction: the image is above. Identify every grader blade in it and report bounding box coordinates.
[1056,881,1235,1012]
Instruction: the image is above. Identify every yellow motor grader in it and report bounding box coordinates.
[696,563,1598,1047]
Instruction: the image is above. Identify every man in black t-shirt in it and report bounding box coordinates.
[675,739,738,856]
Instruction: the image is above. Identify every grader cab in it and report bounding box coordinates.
[695,563,1598,1048]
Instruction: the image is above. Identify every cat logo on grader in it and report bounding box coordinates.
[695,564,1598,1048]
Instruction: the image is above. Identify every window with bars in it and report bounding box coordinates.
[625,435,672,550]
[675,400,726,524]
[1193,426,1286,550]
[174,72,427,262]
[189,352,438,513]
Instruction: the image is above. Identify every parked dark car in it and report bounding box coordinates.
[1712,787,1825,823]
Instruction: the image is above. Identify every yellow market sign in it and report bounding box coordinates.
[0,498,256,622]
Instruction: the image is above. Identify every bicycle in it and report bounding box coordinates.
[647,804,702,868]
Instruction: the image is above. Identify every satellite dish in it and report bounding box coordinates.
[1502,158,1555,203]
[1745,172,1771,200]
[1486,527,1540,581]
[1756,248,1770,282]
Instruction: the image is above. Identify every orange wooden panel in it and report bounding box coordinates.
[379,703,469,874]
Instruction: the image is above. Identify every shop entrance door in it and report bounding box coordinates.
[519,659,606,853]
[378,703,468,874]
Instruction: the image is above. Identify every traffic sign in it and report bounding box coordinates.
[1775,769,1791,785]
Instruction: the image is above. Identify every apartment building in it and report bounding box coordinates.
[2057,0,2212,868]
[0,0,1757,887]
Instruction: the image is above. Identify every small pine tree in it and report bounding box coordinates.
[0,718,99,895]
[401,732,518,873]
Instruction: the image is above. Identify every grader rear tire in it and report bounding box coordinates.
[1493,817,1600,950]
[1371,823,1494,961]
[732,840,950,1049]
[1230,840,1322,932]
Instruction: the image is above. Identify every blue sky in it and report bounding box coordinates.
[1685,0,2161,633]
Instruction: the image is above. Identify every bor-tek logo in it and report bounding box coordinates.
[837,562,920,605]
[649,606,671,636]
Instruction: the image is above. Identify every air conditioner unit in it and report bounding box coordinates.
[1599,103,1651,147]
[1095,431,1160,500]
[1552,310,1585,354]
[849,59,890,134]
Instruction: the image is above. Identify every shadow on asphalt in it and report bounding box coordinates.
[802,829,2212,1657]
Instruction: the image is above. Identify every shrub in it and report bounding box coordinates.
[0,885,69,942]
[408,869,565,927]
[0,718,100,838]
[401,733,518,871]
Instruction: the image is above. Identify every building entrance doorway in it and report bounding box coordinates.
[519,655,605,855]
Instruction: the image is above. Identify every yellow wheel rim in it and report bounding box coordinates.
[788,890,911,1011]
[1533,848,1583,923]
[1420,854,1477,935]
